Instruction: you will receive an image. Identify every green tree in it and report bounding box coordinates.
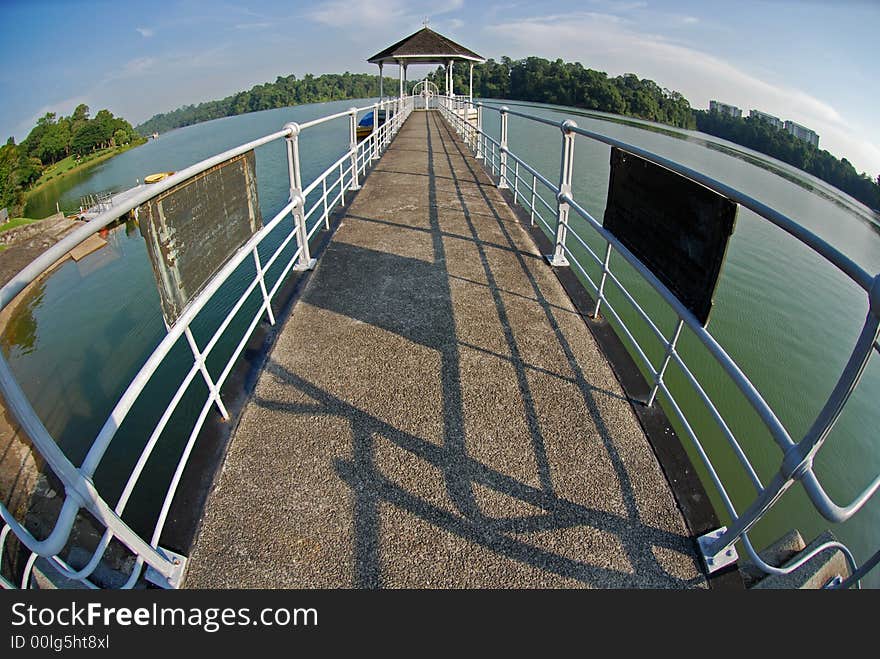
[70,122,106,155]
[113,128,130,146]
[37,120,70,163]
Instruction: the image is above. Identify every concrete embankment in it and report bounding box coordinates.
[0,212,83,570]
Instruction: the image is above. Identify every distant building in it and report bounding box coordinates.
[0,208,7,224]
[709,100,742,118]
[784,120,820,148]
[749,109,783,130]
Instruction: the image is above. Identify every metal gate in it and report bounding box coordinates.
[413,80,440,111]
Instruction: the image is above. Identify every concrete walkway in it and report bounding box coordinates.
[185,111,707,588]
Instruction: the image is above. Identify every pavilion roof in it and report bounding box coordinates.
[367,27,485,65]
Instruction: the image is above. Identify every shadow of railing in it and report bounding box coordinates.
[246,112,703,587]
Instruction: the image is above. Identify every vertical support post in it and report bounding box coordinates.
[322,177,329,227]
[498,106,509,189]
[513,160,520,204]
[476,102,483,160]
[381,99,388,148]
[375,107,381,159]
[448,60,454,97]
[253,247,276,326]
[349,108,360,191]
[378,63,383,99]
[339,161,345,208]
[547,119,577,267]
[530,175,537,226]
[593,242,612,318]
[398,60,404,100]
[648,319,684,407]
[284,122,315,271]
[469,62,474,103]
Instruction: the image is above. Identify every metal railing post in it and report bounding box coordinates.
[498,106,509,190]
[284,122,315,271]
[322,177,329,226]
[383,99,390,148]
[371,102,379,162]
[476,102,483,160]
[513,161,520,204]
[529,175,537,226]
[339,162,345,209]
[547,120,577,267]
[349,108,360,191]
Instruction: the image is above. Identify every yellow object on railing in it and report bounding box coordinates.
[144,172,175,184]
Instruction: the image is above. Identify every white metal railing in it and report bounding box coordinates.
[439,96,880,588]
[0,95,415,589]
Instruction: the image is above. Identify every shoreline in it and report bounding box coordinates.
[24,140,146,214]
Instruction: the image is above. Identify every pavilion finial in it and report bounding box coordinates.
[422,17,429,28]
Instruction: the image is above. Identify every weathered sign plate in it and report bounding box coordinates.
[138,151,262,327]
[603,147,737,326]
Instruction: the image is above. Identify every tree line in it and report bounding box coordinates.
[136,72,402,135]
[434,56,696,129]
[435,56,878,210]
[9,59,875,215]
[1,105,142,215]
[694,110,879,210]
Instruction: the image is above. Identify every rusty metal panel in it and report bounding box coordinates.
[138,151,262,327]
[603,147,737,326]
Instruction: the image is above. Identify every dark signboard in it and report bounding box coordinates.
[138,151,262,327]
[603,147,737,326]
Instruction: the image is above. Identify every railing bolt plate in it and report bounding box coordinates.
[145,547,188,589]
[544,253,570,267]
[293,258,318,272]
[697,527,739,574]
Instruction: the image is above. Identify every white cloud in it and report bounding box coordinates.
[587,0,648,11]
[136,27,154,38]
[435,0,465,13]
[485,13,880,175]
[109,57,159,81]
[307,0,465,32]
[308,1,408,28]
[681,16,699,25]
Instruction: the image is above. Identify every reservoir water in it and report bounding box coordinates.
[4,98,879,586]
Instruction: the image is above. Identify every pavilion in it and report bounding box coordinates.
[367,27,485,101]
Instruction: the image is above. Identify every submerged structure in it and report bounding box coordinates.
[0,29,878,589]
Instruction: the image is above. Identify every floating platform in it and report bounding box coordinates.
[185,111,712,588]
[68,233,107,261]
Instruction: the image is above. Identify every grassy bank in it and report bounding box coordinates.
[26,139,146,199]
[0,217,42,234]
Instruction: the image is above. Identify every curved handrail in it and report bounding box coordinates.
[0,96,415,589]
[439,96,879,588]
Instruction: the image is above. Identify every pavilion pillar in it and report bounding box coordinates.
[378,63,383,98]
[448,60,454,97]
[469,62,474,103]
[399,60,404,99]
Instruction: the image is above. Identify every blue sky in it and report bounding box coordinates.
[1,0,878,175]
